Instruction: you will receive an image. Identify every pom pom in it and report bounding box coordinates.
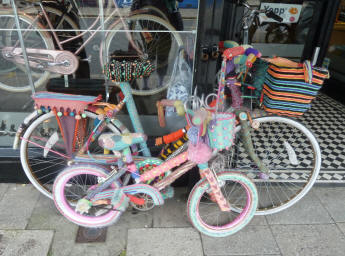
[245,48,261,57]
[187,142,212,164]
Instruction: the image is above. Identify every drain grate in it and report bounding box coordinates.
[75,227,107,243]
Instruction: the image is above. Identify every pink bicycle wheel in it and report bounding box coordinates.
[187,171,258,237]
[53,165,122,227]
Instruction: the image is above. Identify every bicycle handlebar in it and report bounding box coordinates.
[156,100,185,127]
[240,1,283,23]
[223,46,245,60]
[265,10,284,22]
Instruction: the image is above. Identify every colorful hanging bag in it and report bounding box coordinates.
[261,57,329,117]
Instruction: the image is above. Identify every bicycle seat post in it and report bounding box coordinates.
[119,82,151,157]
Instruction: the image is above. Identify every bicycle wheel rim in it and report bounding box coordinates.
[187,172,257,237]
[229,116,321,215]
[53,165,121,227]
[102,14,183,96]
[20,111,126,199]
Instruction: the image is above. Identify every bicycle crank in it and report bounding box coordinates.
[2,47,79,75]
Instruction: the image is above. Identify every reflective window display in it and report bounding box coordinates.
[240,0,326,60]
[0,0,199,147]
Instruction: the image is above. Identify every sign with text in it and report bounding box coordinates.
[259,3,303,23]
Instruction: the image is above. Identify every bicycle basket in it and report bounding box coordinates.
[207,112,236,150]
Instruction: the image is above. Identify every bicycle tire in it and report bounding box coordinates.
[101,14,183,96]
[0,13,53,92]
[135,5,170,22]
[36,6,80,40]
[53,164,122,227]
[228,116,321,215]
[265,24,292,44]
[20,110,129,199]
[0,16,17,74]
[187,171,258,237]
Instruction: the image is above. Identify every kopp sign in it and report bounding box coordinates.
[259,3,302,23]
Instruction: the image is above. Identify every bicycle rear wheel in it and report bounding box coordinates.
[228,116,321,215]
[20,111,129,199]
[101,14,183,96]
[53,164,122,227]
[187,171,258,237]
[0,13,53,92]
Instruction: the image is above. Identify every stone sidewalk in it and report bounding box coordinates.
[1,183,345,256]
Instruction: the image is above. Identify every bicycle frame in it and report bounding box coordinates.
[16,81,152,165]
[83,143,231,212]
[37,2,141,55]
[7,0,144,67]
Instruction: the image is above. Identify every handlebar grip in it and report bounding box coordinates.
[156,101,166,127]
[266,10,283,22]
[156,100,185,127]
[223,46,245,60]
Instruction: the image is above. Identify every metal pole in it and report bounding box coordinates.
[98,0,109,101]
[11,0,35,94]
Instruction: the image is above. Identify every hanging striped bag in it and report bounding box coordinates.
[260,57,329,117]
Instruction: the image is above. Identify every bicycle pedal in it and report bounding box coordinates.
[75,198,91,214]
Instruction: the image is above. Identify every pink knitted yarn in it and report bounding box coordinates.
[187,142,212,164]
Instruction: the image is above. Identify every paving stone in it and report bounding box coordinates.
[202,225,280,255]
[266,191,333,225]
[271,224,345,256]
[336,222,345,236]
[27,194,70,230]
[0,184,40,229]
[153,187,192,228]
[115,207,153,229]
[69,226,128,256]
[42,216,128,256]
[127,228,203,256]
[0,183,9,201]
[0,229,54,256]
[313,187,345,222]
[28,195,150,256]
[248,215,267,226]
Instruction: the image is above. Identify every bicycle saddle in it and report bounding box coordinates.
[98,133,147,151]
[33,91,102,114]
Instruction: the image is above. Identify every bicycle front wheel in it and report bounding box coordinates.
[20,111,129,199]
[229,116,321,215]
[0,13,53,92]
[187,171,258,237]
[102,14,183,96]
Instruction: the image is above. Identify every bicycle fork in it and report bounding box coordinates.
[198,163,231,212]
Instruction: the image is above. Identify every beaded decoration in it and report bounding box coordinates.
[104,60,155,82]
